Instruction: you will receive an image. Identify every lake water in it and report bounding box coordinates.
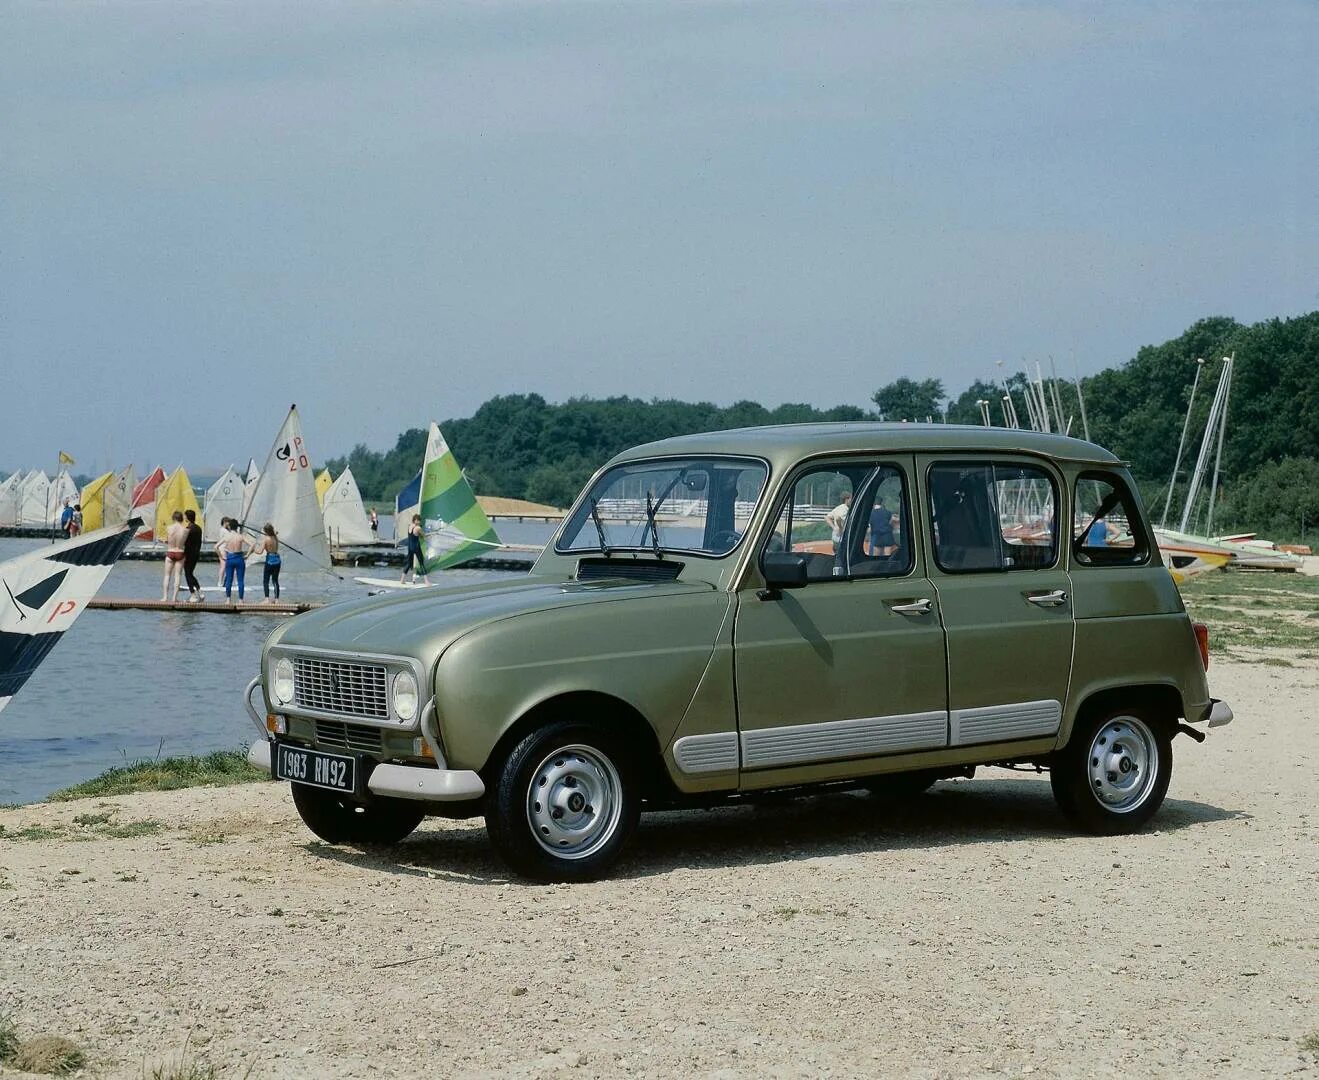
[0,525,556,804]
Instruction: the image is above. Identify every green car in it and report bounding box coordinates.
[245,424,1232,881]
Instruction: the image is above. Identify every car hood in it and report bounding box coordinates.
[269,574,717,666]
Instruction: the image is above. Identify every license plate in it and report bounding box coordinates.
[275,744,356,793]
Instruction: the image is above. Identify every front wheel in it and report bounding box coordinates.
[484,721,640,883]
[1050,708,1172,834]
[290,783,425,846]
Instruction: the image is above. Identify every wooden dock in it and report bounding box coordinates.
[88,597,322,614]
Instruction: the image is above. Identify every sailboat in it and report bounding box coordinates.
[394,468,422,542]
[240,405,330,570]
[322,467,375,546]
[153,467,202,540]
[78,472,115,532]
[315,469,333,508]
[356,422,501,589]
[18,472,50,527]
[130,467,166,541]
[203,467,245,543]
[104,465,136,530]
[0,518,140,717]
[241,458,260,519]
[48,470,79,526]
[0,472,23,528]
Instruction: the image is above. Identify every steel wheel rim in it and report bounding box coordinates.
[1087,715,1158,813]
[525,744,623,860]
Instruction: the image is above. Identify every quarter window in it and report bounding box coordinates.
[929,462,1058,572]
[1073,473,1150,566]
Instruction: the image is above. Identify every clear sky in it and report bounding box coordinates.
[3,2,1316,474]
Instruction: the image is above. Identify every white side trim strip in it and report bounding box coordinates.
[740,710,947,769]
[672,732,740,774]
[951,699,1061,746]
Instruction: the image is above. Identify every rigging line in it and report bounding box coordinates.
[235,522,345,582]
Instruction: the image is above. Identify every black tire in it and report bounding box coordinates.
[484,720,640,883]
[1050,706,1173,834]
[864,769,940,801]
[290,783,425,846]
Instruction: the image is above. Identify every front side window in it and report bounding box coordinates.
[929,461,1058,573]
[763,461,912,581]
[1073,472,1150,566]
[556,456,768,557]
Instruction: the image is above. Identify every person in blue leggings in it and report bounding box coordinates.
[216,518,251,604]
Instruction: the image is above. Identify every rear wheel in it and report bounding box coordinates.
[484,720,640,883]
[290,783,425,846]
[1051,707,1172,834]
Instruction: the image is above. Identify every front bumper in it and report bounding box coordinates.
[243,674,485,803]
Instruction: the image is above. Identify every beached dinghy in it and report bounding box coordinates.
[0,519,139,715]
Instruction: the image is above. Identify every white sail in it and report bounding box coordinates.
[18,472,50,526]
[241,457,260,518]
[0,519,139,716]
[0,472,23,527]
[241,406,330,570]
[203,466,245,542]
[322,467,375,546]
[104,465,136,529]
[49,470,80,526]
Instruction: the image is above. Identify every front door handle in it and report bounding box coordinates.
[1026,589,1068,607]
[890,598,933,616]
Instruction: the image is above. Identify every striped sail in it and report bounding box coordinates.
[131,467,166,540]
[242,405,330,570]
[322,467,374,546]
[104,465,136,529]
[203,467,245,543]
[154,467,202,541]
[0,472,23,528]
[0,519,139,716]
[78,472,115,532]
[418,422,501,571]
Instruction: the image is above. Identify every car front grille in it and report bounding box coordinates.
[293,656,389,720]
[314,719,385,755]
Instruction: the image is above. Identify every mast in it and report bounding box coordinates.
[1204,354,1234,537]
[1178,359,1231,533]
[1161,358,1205,527]
[1072,353,1091,441]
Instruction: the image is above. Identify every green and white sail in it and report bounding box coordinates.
[417,422,500,571]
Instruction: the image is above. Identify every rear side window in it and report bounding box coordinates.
[1073,472,1150,566]
[928,462,1058,573]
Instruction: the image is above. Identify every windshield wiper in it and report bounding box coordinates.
[588,498,612,557]
[644,493,664,558]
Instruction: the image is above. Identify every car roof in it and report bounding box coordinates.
[610,422,1123,469]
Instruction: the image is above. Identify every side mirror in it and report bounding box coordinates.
[760,551,810,590]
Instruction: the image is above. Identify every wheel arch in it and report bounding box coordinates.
[1064,682,1184,746]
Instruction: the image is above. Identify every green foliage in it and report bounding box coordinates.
[45,750,265,802]
[871,377,945,422]
[1212,457,1319,542]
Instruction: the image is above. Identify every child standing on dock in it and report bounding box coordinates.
[254,523,282,604]
[216,518,251,604]
[162,511,188,601]
[401,514,430,586]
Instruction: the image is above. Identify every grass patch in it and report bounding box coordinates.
[0,1013,19,1061]
[100,819,164,839]
[0,824,65,842]
[1258,656,1294,668]
[10,1034,85,1075]
[1300,1030,1319,1054]
[46,750,266,802]
[72,812,113,826]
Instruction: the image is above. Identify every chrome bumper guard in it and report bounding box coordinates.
[1207,699,1233,728]
[245,688,485,802]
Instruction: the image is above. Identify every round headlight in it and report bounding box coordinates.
[272,658,294,705]
[392,670,418,722]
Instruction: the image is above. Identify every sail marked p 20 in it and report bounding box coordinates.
[0,519,139,716]
[241,405,330,570]
[418,421,501,572]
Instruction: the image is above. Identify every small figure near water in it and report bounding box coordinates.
[401,514,430,586]
[216,517,252,605]
[162,510,187,601]
[59,498,74,538]
[369,507,379,538]
[182,508,203,603]
[254,522,282,604]
[68,503,83,538]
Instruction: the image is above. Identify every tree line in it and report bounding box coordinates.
[327,311,1319,542]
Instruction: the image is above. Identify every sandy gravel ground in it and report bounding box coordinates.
[1,657,1317,1079]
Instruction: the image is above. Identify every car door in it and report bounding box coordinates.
[919,455,1073,749]
[733,455,949,789]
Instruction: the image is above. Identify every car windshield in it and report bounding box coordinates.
[556,456,769,557]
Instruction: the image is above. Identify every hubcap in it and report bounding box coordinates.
[1087,715,1158,813]
[525,744,623,860]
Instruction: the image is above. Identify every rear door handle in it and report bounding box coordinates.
[1026,589,1068,607]
[889,598,933,616]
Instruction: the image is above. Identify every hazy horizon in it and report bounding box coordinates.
[4,2,1316,475]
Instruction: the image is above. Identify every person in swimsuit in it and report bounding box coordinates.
[401,514,430,585]
[162,510,188,601]
[217,518,252,604]
[182,508,203,602]
[69,504,83,538]
[255,523,282,604]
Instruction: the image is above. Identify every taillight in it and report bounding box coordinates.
[1192,622,1210,670]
